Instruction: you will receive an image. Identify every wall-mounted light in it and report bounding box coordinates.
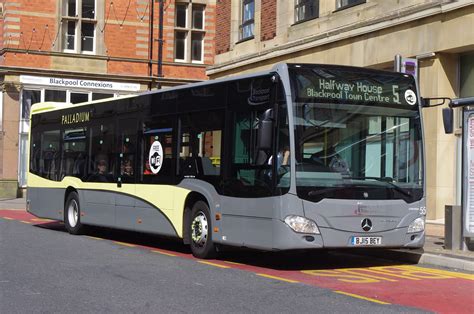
[416,52,436,60]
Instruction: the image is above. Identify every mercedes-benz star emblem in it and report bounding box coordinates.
[361,218,372,232]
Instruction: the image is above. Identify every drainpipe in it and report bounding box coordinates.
[148,0,155,90]
[157,0,164,89]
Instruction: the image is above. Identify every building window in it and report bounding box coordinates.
[336,0,366,10]
[239,0,254,41]
[295,0,319,23]
[21,90,41,120]
[174,3,205,63]
[61,0,96,53]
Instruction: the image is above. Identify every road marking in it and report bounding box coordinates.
[302,269,381,283]
[113,241,136,248]
[416,266,474,281]
[20,221,32,224]
[363,266,422,280]
[223,261,245,266]
[85,236,103,241]
[151,250,177,257]
[2,217,14,220]
[257,273,299,283]
[302,265,461,284]
[198,261,231,269]
[31,218,52,222]
[335,290,390,305]
[24,292,41,296]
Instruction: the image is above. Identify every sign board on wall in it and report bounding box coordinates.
[464,108,474,237]
[20,75,141,92]
[394,55,418,83]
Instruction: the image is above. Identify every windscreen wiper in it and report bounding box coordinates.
[344,176,412,197]
[308,186,347,196]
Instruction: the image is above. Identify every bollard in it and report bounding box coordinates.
[445,205,462,250]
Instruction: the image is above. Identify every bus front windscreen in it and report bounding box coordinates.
[288,65,423,203]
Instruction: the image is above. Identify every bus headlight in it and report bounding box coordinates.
[408,217,425,233]
[284,215,320,234]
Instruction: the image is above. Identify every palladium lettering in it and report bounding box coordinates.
[61,112,90,125]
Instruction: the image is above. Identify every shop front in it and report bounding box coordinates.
[0,72,144,197]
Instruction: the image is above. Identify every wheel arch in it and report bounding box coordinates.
[64,186,78,207]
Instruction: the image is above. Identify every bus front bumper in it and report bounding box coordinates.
[272,220,425,250]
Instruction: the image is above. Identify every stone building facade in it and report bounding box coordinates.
[209,0,474,220]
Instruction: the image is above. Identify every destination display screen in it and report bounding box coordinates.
[289,65,418,107]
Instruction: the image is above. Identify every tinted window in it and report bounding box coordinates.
[141,115,177,184]
[118,118,138,184]
[88,123,115,183]
[61,127,88,180]
[223,76,281,198]
[177,83,227,113]
[41,130,61,181]
[178,111,224,188]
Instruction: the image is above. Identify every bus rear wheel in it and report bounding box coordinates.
[189,201,216,259]
[64,191,84,235]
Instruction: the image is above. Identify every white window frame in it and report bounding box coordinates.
[239,0,255,41]
[294,0,319,23]
[174,31,188,63]
[336,0,366,10]
[191,32,204,64]
[61,0,97,54]
[174,2,205,64]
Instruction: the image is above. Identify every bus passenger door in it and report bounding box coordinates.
[115,118,138,230]
[83,122,116,227]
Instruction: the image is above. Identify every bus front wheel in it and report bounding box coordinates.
[64,191,84,235]
[189,201,216,259]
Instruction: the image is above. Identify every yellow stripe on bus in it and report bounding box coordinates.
[27,173,191,238]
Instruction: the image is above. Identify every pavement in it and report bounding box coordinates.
[1,197,473,272]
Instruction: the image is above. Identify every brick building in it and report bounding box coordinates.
[210,0,474,221]
[0,0,217,196]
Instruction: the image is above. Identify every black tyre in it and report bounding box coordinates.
[64,191,84,235]
[189,201,216,259]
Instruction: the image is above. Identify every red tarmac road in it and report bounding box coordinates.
[2,209,473,313]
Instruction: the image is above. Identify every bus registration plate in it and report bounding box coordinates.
[351,236,382,246]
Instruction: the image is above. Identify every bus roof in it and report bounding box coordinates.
[30,94,137,115]
[29,63,411,116]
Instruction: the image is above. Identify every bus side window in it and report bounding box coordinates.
[41,130,61,181]
[88,123,115,183]
[118,119,137,184]
[223,76,279,197]
[141,115,176,185]
[177,111,224,185]
[61,127,87,180]
[30,132,42,176]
